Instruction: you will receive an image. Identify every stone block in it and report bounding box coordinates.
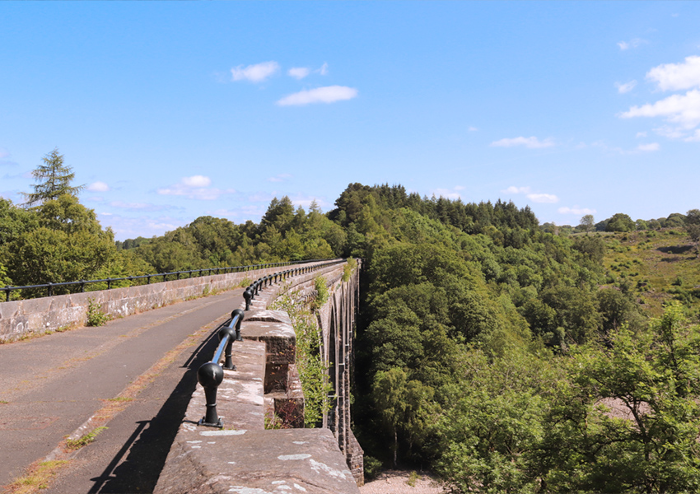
[155,429,359,494]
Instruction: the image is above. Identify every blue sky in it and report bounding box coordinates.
[1,1,699,240]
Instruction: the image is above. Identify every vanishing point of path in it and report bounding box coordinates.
[0,288,245,493]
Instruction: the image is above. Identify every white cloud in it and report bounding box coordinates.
[647,56,700,91]
[87,181,110,192]
[615,80,637,93]
[277,86,358,106]
[268,174,292,183]
[685,129,700,142]
[97,213,183,240]
[157,176,234,200]
[231,61,280,83]
[291,196,331,210]
[181,175,211,187]
[317,62,328,75]
[637,142,660,152]
[527,193,559,203]
[454,185,465,191]
[558,206,596,215]
[654,126,686,139]
[620,90,700,129]
[288,67,310,80]
[468,126,478,132]
[432,189,460,200]
[636,131,647,138]
[502,186,531,194]
[490,136,555,149]
[618,38,645,51]
[277,86,357,106]
[109,201,173,212]
[501,186,558,203]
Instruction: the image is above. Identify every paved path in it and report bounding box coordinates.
[0,288,245,491]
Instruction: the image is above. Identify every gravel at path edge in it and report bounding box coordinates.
[360,470,445,494]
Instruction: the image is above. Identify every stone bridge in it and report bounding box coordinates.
[0,259,363,493]
[155,260,363,494]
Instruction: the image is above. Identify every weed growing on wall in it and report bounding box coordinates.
[342,257,357,283]
[272,293,332,427]
[86,298,111,327]
[313,276,329,309]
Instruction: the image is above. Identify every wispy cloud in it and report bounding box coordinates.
[636,131,647,138]
[637,142,660,152]
[277,86,358,106]
[157,175,235,200]
[181,175,211,187]
[88,181,110,192]
[502,186,559,203]
[97,213,183,240]
[615,80,637,94]
[558,206,596,215]
[468,126,478,132]
[288,67,310,80]
[618,38,646,51]
[527,193,559,203]
[317,62,328,76]
[110,201,174,212]
[620,90,700,129]
[685,129,700,142]
[490,136,555,149]
[291,196,330,210]
[502,186,530,194]
[268,173,292,183]
[432,187,463,200]
[0,147,18,167]
[647,56,700,91]
[620,56,700,141]
[231,61,280,83]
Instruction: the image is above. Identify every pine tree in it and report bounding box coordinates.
[22,148,84,206]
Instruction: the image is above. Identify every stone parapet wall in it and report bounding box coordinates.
[155,263,362,494]
[0,260,337,343]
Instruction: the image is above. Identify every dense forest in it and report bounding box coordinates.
[3,153,700,492]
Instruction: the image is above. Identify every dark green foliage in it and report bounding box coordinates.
[22,149,85,206]
[606,213,636,232]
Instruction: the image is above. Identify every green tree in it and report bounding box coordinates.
[543,303,700,493]
[685,209,700,253]
[605,213,635,233]
[22,149,85,206]
[579,214,595,233]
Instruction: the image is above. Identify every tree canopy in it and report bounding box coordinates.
[22,148,85,206]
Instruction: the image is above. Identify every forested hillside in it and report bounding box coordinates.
[3,173,700,492]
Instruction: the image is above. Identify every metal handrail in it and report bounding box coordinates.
[196,258,348,427]
[1,259,329,302]
[242,259,346,310]
[197,309,245,428]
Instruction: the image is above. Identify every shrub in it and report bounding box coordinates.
[314,276,329,308]
[86,298,111,327]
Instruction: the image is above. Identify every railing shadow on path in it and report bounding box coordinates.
[87,327,221,493]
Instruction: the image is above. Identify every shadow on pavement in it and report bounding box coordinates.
[88,329,220,493]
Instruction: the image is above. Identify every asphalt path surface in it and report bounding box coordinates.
[0,288,245,492]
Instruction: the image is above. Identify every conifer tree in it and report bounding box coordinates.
[22,148,84,206]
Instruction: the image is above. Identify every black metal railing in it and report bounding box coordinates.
[242,259,346,310]
[1,259,330,302]
[196,258,348,426]
[197,308,245,428]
